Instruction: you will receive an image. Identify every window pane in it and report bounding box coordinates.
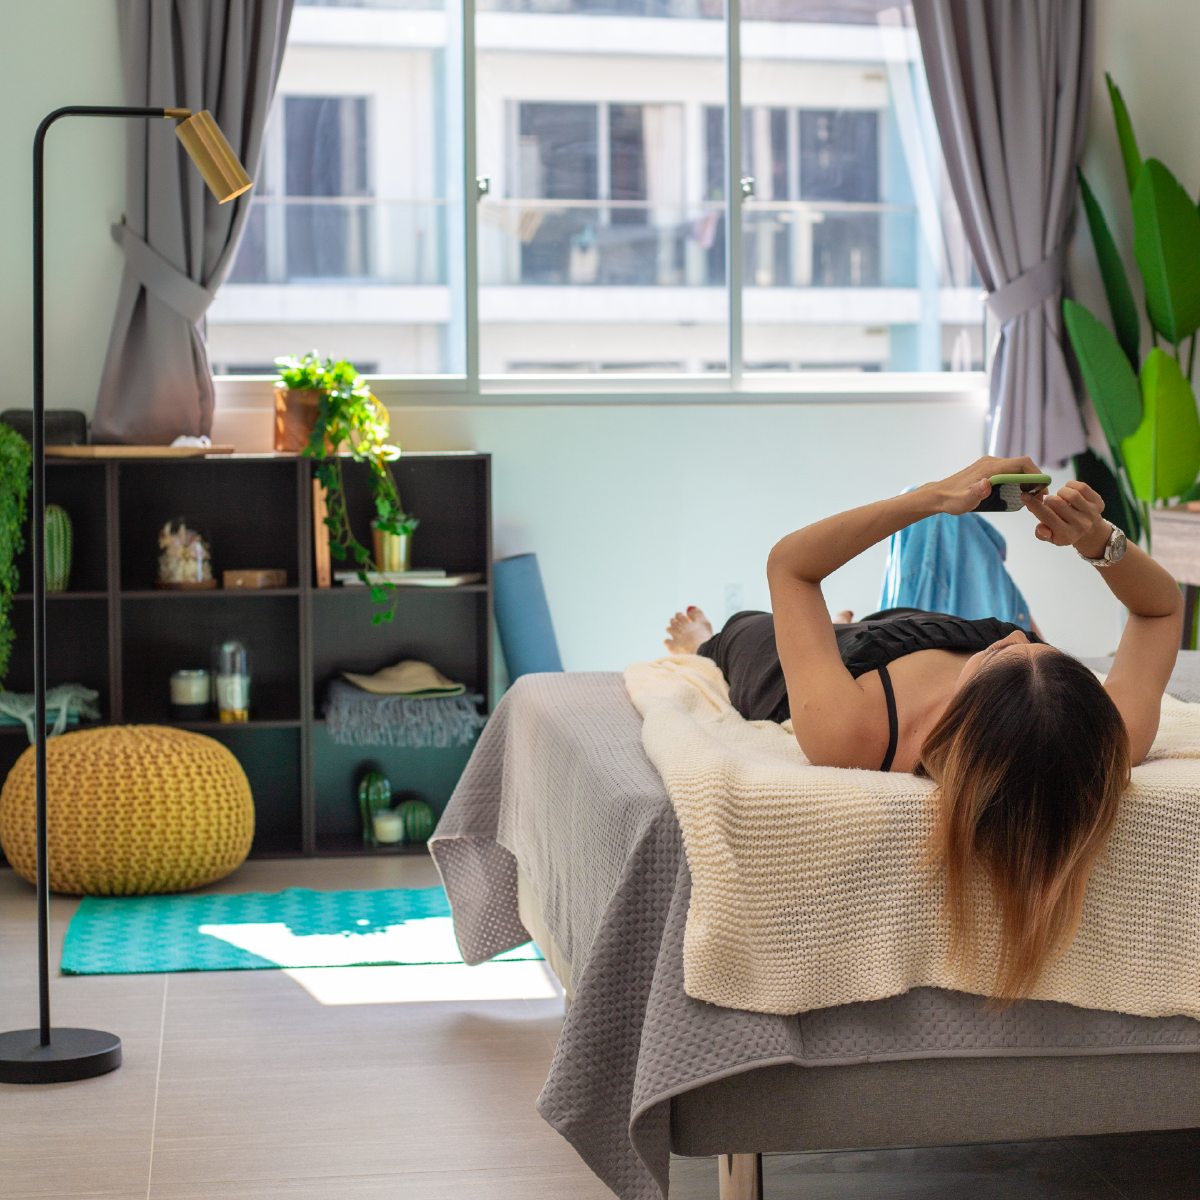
[211,0,463,377]
[476,0,727,375]
[740,2,982,373]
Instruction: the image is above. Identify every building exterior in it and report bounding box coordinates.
[206,0,984,378]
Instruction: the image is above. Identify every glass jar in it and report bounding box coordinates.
[213,640,250,723]
[169,669,210,720]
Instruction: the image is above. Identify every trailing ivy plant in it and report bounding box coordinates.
[275,352,418,625]
[1065,75,1200,549]
[0,424,31,680]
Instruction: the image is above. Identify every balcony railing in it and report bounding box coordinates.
[225,195,923,290]
[480,198,918,288]
[227,197,448,286]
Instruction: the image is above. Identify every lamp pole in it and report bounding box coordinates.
[0,105,248,1085]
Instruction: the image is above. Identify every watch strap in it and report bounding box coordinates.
[1076,521,1117,566]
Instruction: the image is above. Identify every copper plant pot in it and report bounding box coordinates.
[274,387,323,453]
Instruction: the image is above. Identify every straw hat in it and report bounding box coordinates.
[341,660,465,697]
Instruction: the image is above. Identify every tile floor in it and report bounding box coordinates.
[1,858,1197,1199]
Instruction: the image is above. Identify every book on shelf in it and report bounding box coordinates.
[312,481,332,588]
[334,569,447,581]
[335,571,483,588]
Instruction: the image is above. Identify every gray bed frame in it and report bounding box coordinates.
[688,1056,1200,1197]
[519,879,1200,1199]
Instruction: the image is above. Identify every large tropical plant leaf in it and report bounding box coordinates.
[1062,298,1143,452]
[1107,74,1142,195]
[1122,348,1200,501]
[1132,159,1200,346]
[1071,448,1141,542]
[1078,169,1140,372]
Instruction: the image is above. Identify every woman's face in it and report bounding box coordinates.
[955,630,1058,692]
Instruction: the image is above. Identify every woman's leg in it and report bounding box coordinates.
[665,607,790,722]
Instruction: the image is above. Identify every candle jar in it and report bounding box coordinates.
[372,809,404,844]
[213,640,250,723]
[169,669,210,720]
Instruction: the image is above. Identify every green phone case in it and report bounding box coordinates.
[975,474,1051,513]
[988,474,1052,488]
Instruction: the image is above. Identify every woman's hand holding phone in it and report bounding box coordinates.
[926,456,1046,516]
[1021,480,1108,550]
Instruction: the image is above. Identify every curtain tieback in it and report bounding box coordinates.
[985,247,1065,325]
[110,224,214,325]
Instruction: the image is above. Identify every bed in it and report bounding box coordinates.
[429,656,1200,1200]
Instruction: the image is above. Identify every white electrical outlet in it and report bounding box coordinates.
[724,583,744,622]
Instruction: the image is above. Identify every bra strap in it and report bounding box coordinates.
[878,665,898,772]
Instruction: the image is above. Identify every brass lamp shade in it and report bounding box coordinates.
[175,110,252,204]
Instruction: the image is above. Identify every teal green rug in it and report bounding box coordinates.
[60,886,541,975]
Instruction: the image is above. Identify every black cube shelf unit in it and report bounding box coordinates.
[0,452,491,859]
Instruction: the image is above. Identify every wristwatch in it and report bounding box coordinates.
[1076,521,1127,567]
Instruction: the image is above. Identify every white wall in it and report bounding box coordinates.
[392,401,1126,666]
[0,0,124,414]
[13,0,1200,671]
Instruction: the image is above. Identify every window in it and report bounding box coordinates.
[211,0,983,382]
[210,0,461,376]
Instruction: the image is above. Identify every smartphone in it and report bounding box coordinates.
[973,473,1052,513]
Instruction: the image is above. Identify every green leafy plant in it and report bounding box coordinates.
[276,352,418,624]
[0,424,31,681]
[1065,75,1200,547]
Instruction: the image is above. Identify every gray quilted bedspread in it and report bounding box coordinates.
[429,653,1200,1200]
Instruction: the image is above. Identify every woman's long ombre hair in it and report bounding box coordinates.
[919,650,1130,1002]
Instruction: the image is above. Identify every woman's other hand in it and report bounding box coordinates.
[1022,480,1107,548]
[925,456,1045,516]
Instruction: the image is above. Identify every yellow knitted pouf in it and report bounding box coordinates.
[0,725,254,895]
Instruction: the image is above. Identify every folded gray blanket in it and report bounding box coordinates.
[323,679,485,747]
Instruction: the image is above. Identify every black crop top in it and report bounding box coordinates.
[837,608,1041,770]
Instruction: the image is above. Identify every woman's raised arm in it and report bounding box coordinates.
[767,456,1042,767]
[1021,482,1182,765]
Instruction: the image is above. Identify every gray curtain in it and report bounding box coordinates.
[913,0,1092,466]
[93,0,293,445]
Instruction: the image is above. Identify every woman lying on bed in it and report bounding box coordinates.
[663,456,1183,998]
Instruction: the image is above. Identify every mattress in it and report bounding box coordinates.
[430,653,1200,1200]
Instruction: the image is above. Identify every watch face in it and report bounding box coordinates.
[1107,526,1128,562]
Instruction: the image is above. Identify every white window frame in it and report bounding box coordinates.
[214,0,988,408]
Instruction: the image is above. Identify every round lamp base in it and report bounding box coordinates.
[0,1027,122,1084]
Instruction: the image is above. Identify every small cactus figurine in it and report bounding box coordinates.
[396,797,436,844]
[44,505,72,593]
[357,770,392,845]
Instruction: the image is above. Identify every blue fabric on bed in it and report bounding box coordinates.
[878,510,1033,631]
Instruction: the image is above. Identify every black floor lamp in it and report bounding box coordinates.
[0,105,251,1085]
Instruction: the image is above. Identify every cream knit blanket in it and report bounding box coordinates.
[625,654,1200,1018]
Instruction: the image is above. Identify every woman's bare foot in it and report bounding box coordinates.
[664,606,714,654]
[835,610,854,624]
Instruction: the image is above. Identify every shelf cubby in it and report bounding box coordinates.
[121,592,302,724]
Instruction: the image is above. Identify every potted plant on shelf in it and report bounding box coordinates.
[0,423,30,681]
[275,352,418,624]
[1064,75,1200,551]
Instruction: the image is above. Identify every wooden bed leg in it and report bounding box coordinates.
[718,1153,762,1200]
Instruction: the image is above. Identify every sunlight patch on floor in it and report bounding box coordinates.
[283,960,561,1005]
[199,915,465,967]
